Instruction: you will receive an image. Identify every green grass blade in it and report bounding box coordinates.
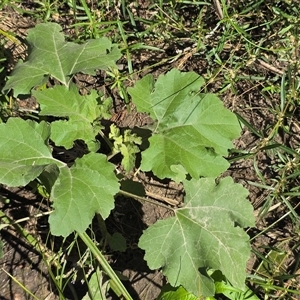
[78,231,133,300]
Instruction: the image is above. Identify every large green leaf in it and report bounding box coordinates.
[0,118,63,186]
[49,153,119,236]
[128,69,241,179]
[139,177,255,297]
[3,23,121,96]
[0,118,119,237]
[33,84,105,151]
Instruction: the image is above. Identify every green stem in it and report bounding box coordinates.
[78,231,133,300]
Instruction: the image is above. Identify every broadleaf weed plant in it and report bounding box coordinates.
[0,21,254,299]
[1,0,300,299]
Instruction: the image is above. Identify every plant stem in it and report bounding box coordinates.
[78,231,133,300]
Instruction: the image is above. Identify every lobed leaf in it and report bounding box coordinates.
[0,118,63,186]
[0,118,119,237]
[3,23,122,96]
[139,177,255,297]
[49,153,119,236]
[128,69,241,179]
[34,84,104,151]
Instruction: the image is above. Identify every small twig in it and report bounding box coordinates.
[213,0,223,20]
[119,189,174,210]
[17,108,39,114]
[254,202,281,218]
[0,210,52,229]
[145,191,179,206]
[256,58,285,76]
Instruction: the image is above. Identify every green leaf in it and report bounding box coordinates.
[82,268,110,300]
[0,118,63,186]
[139,177,255,297]
[38,164,60,193]
[109,124,142,172]
[157,284,198,300]
[27,118,51,144]
[34,84,104,151]
[107,232,127,252]
[218,284,260,300]
[51,120,101,152]
[128,69,241,179]
[36,84,101,120]
[211,270,260,299]
[49,153,119,237]
[4,22,122,96]
[170,164,188,183]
